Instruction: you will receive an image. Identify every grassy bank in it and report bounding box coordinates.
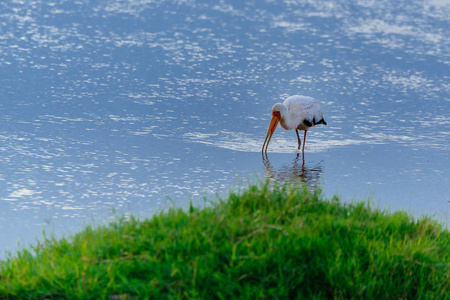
[0,183,448,299]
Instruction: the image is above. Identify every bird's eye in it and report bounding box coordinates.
[272,111,281,119]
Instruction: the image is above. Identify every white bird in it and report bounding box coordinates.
[262,95,327,153]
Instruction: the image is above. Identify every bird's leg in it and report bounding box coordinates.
[302,131,307,152]
[296,130,301,150]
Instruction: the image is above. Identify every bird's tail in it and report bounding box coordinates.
[316,118,327,126]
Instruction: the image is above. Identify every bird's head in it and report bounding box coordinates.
[271,103,286,119]
[262,103,285,153]
[272,110,281,120]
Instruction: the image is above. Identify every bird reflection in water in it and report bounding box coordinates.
[262,152,323,189]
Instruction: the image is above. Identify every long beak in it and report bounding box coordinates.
[262,116,279,153]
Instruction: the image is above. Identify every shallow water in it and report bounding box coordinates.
[0,0,449,256]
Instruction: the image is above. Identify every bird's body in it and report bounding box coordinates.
[262,95,327,153]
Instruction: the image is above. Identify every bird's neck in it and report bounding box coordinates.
[279,107,296,130]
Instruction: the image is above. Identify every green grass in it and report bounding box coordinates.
[0,183,449,299]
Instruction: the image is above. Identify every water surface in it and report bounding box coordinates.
[0,0,449,256]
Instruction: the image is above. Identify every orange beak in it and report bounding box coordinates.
[262,116,279,153]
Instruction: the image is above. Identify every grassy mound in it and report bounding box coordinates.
[0,183,448,299]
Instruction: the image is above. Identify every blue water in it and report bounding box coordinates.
[0,0,448,257]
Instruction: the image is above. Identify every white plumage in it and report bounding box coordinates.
[262,95,327,153]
